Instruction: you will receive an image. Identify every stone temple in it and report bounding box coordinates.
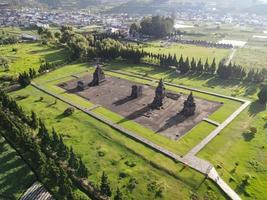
[181,92,196,117]
[89,65,106,86]
[130,85,143,99]
[150,79,165,109]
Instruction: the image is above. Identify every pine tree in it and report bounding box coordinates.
[210,58,216,74]
[204,59,209,73]
[77,158,89,178]
[51,128,59,150]
[100,172,112,197]
[38,119,50,151]
[58,135,69,160]
[18,72,31,87]
[114,187,123,200]
[178,55,184,71]
[190,58,196,73]
[196,59,203,74]
[68,147,79,169]
[258,85,267,104]
[30,111,38,129]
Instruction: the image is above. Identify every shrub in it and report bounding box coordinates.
[97,150,105,157]
[242,173,251,185]
[249,126,257,134]
[125,160,136,168]
[63,107,75,116]
[127,177,138,192]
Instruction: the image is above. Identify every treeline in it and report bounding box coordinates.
[0,32,19,45]
[145,52,267,82]
[130,16,174,38]
[0,91,114,200]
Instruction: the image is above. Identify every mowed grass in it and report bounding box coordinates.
[142,41,230,64]
[0,134,36,200]
[0,42,67,77]
[198,102,267,199]
[10,86,226,200]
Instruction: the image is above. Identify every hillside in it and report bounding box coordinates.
[106,0,266,14]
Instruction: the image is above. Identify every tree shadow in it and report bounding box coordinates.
[157,112,186,133]
[248,100,266,117]
[242,132,255,142]
[113,96,135,106]
[117,105,151,124]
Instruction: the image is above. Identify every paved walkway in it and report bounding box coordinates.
[31,82,246,200]
[20,182,54,200]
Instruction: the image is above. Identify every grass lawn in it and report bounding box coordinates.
[0,42,67,77]
[142,41,230,64]
[10,86,226,200]
[0,134,36,200]
[198,102,267,199]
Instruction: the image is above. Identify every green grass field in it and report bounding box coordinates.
[198,102,267,199]
[142,41,230,64]
[10,86,225,200]
[0,42,66,77]
[0,134,36,200]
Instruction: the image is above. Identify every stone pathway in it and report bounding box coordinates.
[31,80,248,200]
[20,182,53,200]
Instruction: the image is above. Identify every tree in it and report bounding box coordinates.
[204,59,209,73]
[114,188,123,200]
[30,111,38,129]
[77,158,89,178]
[258,85,267,104]
[18,72,31,87]
[190,58,197,73]
[129,23,140,37]
[100,172,112,197]
[68,147,79,169]
[139,16,174,38]
[210,58,216,74]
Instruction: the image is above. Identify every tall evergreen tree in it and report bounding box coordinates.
[114,187,123,200]
[190,58,196,73]
[258,85,267,104]
[30,111,38,129]
[100,172,112,197]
